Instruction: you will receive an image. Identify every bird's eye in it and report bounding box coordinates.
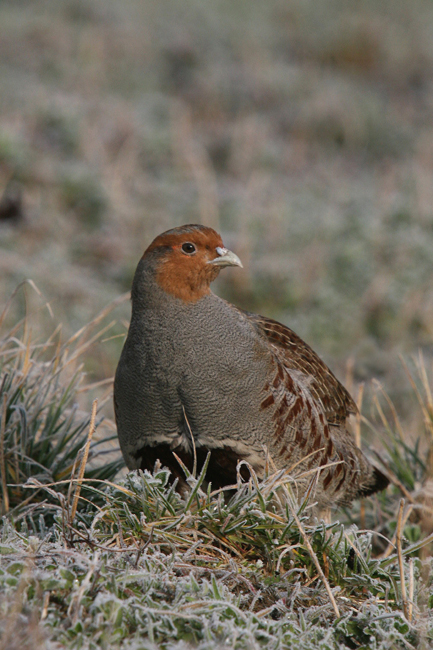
[181,242,196,255]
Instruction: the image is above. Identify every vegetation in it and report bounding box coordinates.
[1,0,433,647]
[1,0,433,398]
[1,297,433,648]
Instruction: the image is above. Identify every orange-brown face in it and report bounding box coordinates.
[143,225,242,302]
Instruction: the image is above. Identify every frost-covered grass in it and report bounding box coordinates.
[2,0,433,399]
[1,463,433,649]
[0,286,124,522]
[1,299,433,649]
[1,468,431,650]
[2,1,433,646]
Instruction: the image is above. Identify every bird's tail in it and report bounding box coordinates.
[356,465,389,498]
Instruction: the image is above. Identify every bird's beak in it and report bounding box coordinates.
[208,246,243,268]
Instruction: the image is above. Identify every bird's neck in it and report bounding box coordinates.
[130,258,208,317]
[131,257,213,313]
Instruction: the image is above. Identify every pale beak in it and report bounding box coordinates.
[208,246,243,268]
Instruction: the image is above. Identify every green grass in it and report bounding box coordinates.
[0,284,124,522]
[1,469,428,650]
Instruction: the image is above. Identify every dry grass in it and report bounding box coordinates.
[1,0,433,400]
[0,285,124,520]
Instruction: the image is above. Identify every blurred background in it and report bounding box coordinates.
[1,0,433,422]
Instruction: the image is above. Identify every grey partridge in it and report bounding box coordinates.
[114,224,388,507]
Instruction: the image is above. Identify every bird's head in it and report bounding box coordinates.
[139,224,243,303]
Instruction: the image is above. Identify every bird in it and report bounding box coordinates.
[114,224,389,508]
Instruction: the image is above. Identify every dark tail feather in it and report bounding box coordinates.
[357,466,389,498]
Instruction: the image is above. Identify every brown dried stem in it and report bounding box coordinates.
[0,392,9,514]
[396,498,408,619]
[70,399,98,522]
[286,499,340,618]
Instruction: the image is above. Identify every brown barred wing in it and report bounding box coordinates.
[258,349,384,506]
[243,311,357,426]
[259,349,338,470]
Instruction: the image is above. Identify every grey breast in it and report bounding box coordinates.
[114,290,274,470]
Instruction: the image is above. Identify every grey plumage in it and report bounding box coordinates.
[114,225,389,507]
